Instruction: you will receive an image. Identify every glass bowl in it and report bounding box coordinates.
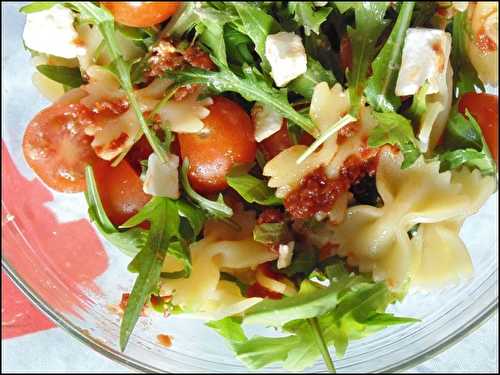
[2,2,498,373]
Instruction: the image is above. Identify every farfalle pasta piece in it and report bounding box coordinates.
[332,148,495,289]
[80,66,212,160]
[160,209,277,318]
[325,105,378,178]
[410,221,473,290]
[158,90,213,133]
[263,83,349,197]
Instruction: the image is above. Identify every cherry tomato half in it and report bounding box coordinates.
[102,2,181,28]
[23,103,99,193]
[93,159,151,226]
[259,121,314,161]
[178,96,257,193]
[458,92,498,163]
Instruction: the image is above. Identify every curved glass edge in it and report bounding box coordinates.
[2,254,498,373]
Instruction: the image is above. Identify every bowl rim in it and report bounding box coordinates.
[2,255,498,373]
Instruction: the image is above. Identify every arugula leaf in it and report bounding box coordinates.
[207,317,301,370]
[166,65,318,136]
[291,2,332,35]
[176,200,206,238]
[19,2,57,13]
[439,149,496,175]
[303,32,344,85]
[162,2,202,38]
[226,169,283,206]
[365,2,415,112]
[68,2,167,163]
[438,110,496,175]
[450,10,485,97]
[280,245,318,278]
[160,241,192,279]
[406,82,430,122]
[344,2,389,115]
[288,57,337,100]
[287,2,332,36]
[368,112,421,169]
[194,7,237,67]
[242,282,341,327]
[224,26,255,66]
[84,166,147,257]
[36,65,84,88]
[253,223,288,244]
[232,3,279,72]
[120,197,179,351]
[209,260,417,372]
[441,110,483,151]
[180,159,233,219]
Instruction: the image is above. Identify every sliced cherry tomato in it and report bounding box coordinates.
[93,159,151,226]
[259,121,314,161]
[259,121,293,161]
[246,282,283,300]
[125,134,153,175]
[23,103,98,193]
[102,2,181,28]
[178,96,256,193]
[458,92,498,163]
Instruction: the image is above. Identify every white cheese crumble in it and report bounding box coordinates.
[277,241,295,269]
[23,5,86,59]
[395,28,452,96]
[265,32,307,87]
[143,153,180,198]
[251,103,283,142]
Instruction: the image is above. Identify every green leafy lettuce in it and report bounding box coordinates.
[226,167,283,206]
[36,65,84,88]
[450,10,485,97]
[368,112,421,169]
[340,2,390,115]
[365,2,415,112]
[438,110,496,175]
[287,2,333,36]
[208,260,417,372]
[165,65,318,136]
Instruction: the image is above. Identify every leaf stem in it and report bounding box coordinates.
[307,317,336,373]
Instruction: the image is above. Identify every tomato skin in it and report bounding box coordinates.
[259,121,293,161]
[178,96,256,193]
[23,103,98,193]
[102,2,181,27]
[125,135,153,175]
[93,159,151,226]
[246,282,283,300]
[259,121,314,161]
[458,93,498,163]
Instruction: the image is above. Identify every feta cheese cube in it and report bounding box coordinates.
[395,28,452,96]
[265,32,307,87]
[23,4,86,59]
[143,153,180,198]
[251,102,284,142]
[277,241,295,269]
